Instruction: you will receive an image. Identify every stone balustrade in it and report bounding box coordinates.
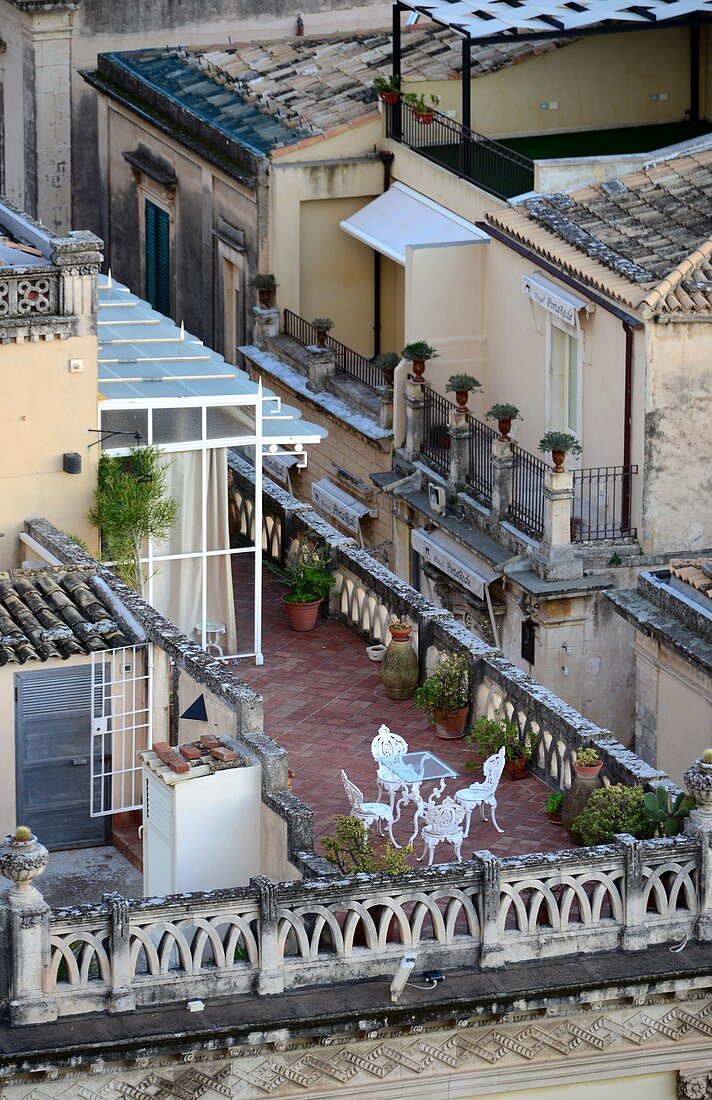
[0,831,705,1024]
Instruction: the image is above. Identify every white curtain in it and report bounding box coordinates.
[150,447,237,654]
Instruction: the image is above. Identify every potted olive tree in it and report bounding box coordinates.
[414,653,471,739]
[485,403,521,441]
[372,74,401,105]
[278,540,334,631]
[467,712,536,780]
[538,430,582,472]
[249,273,278,308]
[402,340,438,382]
[446,373,481,409]
[372,351,400,386]
[311,317,334,349]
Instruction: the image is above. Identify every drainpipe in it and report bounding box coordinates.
[622,321,634,531]
[374,151,394,356]
[392,1,402,142]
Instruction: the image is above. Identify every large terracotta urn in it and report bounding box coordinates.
[381,624,419,700]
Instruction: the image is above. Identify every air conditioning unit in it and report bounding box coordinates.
[429,483,447,515]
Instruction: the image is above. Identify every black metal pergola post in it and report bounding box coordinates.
[392,1,403,141]
[460,33,472,173]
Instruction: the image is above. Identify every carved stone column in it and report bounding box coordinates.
[0,831,57,1024]
[252,305,280,349]
[475,849,505,968]
[448,405,470,490]
[617,833,648,951]
[684,760,712,942]
[306,346,336,393]
[253,875,284,994]
[490,438,514,524]
[104,892,135,1014]
[403,380,427,461]
[378,384,394,431]
[540,468,583,581]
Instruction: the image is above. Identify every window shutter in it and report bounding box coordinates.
[144,199,171,315]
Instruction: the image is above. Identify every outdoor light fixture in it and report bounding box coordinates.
[390,951,417,1003]
[180,694,208,722]
[63,452,82,475]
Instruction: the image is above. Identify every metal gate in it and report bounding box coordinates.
[90,645,152,817]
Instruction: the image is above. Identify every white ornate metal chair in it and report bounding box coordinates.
[370,724,409,820]
[454,746,506,837]
[340,770,397,846]
[417,796,465,866]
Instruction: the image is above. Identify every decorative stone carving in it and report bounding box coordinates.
[678,1071,711,1099]
[685,760,712,816]
[0,831,49,905]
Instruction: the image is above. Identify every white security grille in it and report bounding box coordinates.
[90,645,152,817]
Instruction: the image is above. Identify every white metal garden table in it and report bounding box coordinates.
[376,750,458,846]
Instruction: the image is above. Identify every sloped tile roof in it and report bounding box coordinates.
[110,29,567,153]
[0,568,133,665]
[487,148,712,315]
[670,559,712,604]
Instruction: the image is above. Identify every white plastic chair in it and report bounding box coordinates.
[370,724,409,820]
[340,770,397,846]
[417,796,465,866]
[454,746,506,837]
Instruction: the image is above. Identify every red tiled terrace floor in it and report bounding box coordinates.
[235,567,566,862]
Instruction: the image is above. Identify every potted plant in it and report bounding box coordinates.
[278,540,334,632]
[322,815,410,874]
[683,750,712,816]
[643,785,695,837]
[311,317,334,349]
[446,373,481,409]
[485,403,521,441]
[538,430,582,472]
[249,273,278,308]
[401,340,438,382]
[414,653,471,740]
[467,712,536,779]
[405,91,441,124]
[573,747,603,779]
[381,618,418,699]
[545,790,565,824]
[572,785,654,847]
[372,351,400,386]
[372,74,401,105]
[0,826,50,901]
[699,748,712,772]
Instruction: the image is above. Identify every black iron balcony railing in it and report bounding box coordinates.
[283,310,382,392]
[465,413,497,507]
[508,444,548,542]
[385,100,535,201]
[421,387,451,478]
[571,465,638,542]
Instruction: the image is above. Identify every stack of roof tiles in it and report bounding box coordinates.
[489,148,712,315]
[0,569,131,665]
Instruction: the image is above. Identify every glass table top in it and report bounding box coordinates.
[376,750,458,783]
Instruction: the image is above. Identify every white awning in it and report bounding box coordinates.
[412,527,499,598]
[312,478,374,534]
[340,183,488,266]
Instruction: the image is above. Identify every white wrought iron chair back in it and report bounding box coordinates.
[340,770,365,812]
[481,746,506,793]
[454,746,506,836]
[370,724,408,763]
[423,796,465,836]
[370,724,409,821]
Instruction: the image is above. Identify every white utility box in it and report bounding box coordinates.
[140,742,261,895]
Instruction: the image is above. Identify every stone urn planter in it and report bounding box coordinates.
[684,758,712,817]
[381,622,419,700]
[563,762,604,844]
[0,829,49,904]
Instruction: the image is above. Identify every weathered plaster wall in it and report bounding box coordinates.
[634,631,712,786]
[642,319,712,554]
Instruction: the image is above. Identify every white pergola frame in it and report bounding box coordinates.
[98,383,303,666]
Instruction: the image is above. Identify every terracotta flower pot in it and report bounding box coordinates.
[282,595,323,632]
[546,810,564,825]
[498,417,512,441]
[573,761,603,780]
[315,328,329,349]
[410,357,426,381]
[551,449,566,472]
[389,624,412,642]
[504,756,528,781]
[455,391,469,408]
[383,367,395,386]
[415,110,433,125]
[258,287,273,308]
[434,705,469,740]
[380,91,400,105]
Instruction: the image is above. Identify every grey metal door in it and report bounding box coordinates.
[15,666,109,851]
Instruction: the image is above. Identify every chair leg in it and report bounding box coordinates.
[490,799,504,833]
[463,806,472,839]
[453,836,462,862]
[387,818,399,848]
[427,840,435,867]
[479,803,486,821]
[417,836,427,862]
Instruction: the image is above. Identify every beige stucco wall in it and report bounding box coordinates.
[408,28,691,135]
[0,331,99,570]
[635,632,712,786]
[467,1073,677,1100]
[642,319,712,554]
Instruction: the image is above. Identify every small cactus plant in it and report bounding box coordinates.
[643,785,695,837]
[701,749,712,764]
[575,747,601,767]
[13,826,33,842]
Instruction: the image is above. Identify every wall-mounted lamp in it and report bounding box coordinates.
[63,452,82,475]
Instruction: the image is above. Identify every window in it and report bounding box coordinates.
[144,199,171,315]
[549,322,580,437]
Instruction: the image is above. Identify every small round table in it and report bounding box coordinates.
[194,621,226,658]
